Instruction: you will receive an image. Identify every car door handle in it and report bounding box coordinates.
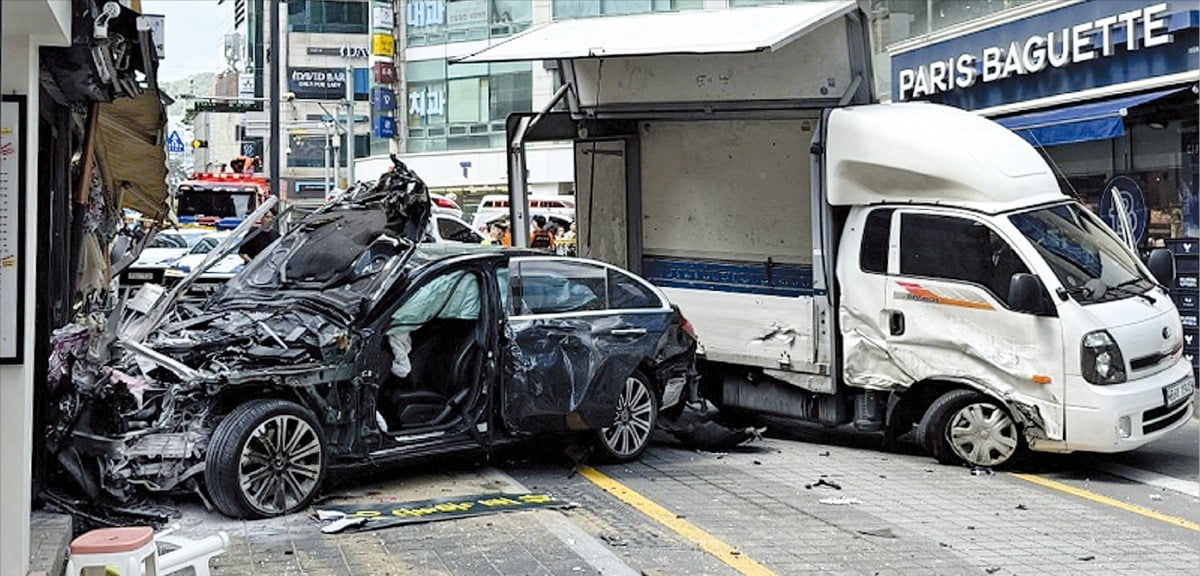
[889,311,905,336]
[609,328,647,337]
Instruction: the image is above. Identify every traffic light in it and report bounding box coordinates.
[191,139,208,149]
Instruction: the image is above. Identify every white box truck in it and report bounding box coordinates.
[460,1,1195,467]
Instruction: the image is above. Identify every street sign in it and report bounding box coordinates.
[167,131,185,154]
[193,99,263,113]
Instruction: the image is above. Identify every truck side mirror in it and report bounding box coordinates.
[1146,248,1175,287]
[1009,273,1046,315]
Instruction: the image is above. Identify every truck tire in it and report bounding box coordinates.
[205,399,327,519]
[596,371,659,462]
[917,389,1023,468]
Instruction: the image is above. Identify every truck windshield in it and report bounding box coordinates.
[178,188,256,218]
[1009,203,1151,304]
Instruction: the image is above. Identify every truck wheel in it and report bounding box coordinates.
[205,399,327,519]
[917,389,1022,468]
[596,371,658,462]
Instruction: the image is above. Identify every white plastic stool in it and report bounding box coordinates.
[65,526,158,576]
[156,530,229,576]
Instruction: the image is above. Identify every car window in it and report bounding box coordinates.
[512,260,606,315]
[899,213,1029,305]
[607,269,662,309]
[149,234,187,249]
[191,237,219,254]
[860,208,893,274]
[437,217,482,243]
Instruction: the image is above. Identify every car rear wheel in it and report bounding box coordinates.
[596,371,658,462]
[205,399,327,519]
[917,389,1022,468]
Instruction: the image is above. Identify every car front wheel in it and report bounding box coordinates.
[596,371,658,462]
[205,399,327,519]
[917,389,1023,468]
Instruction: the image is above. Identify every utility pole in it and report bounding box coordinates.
[344,60,355,187]
[268,0,280,199]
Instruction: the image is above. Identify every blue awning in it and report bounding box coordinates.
[996,88,1184,148]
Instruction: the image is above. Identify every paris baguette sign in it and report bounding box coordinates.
[896,2,1176,101]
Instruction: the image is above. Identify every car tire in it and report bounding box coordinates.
[596,371,659,462]
[205,399,327,519]
[916,389,1023,468]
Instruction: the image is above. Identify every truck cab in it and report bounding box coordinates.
[459,0,1194,466]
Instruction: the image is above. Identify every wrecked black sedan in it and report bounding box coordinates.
[50,159,698,519]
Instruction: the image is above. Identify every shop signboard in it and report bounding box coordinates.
[408,0,446,28]
[1099,175,1149,246]
[374,116,397,139]
[447,0,487,26]
[373,88,397,111]
[892,1,1199,109]
[288,68,371,101]
[306,46,371,59]
[373,33,396,57]
[374,61,397,84]
[0,97,25,363]
[373,3,395,31]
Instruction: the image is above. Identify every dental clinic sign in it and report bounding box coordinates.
[891,1,1199,110]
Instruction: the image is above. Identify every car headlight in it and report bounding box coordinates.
[1081,330,1126,385]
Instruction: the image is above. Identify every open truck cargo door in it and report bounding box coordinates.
[457,1,869,117]
[456,1,873,389]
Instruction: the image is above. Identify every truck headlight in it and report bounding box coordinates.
[1081,330,1126,385]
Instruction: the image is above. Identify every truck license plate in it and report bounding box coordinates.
[1163,377,1195,407]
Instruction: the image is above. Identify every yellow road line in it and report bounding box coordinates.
[578,465,777,576]
[1011,473,1200,531]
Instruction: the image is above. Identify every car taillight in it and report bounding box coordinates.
[434,197,459,209]
[679,313,697,340]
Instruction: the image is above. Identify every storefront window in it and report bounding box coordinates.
[289,0,369,34]
[288,134,370,168]
[1042,111,1200,245]
[406,59,532,153]
[407,0,533,47]
[553,0,703,20]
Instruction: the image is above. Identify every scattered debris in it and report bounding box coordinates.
[970,466,994,476]
[818,451,831,457]
[599,534,629,547]
[658,399,765,450]
[967,525,975,530]
[878,475,887,479]
[1078,555,1095,562]
[315,492,565,533]
[856,528,897,539]
[1014,504,1028,511]
[818,497,861,506]
[753,460,762,465]
[805,479,843,490]
[1149,494,1163,501]
[985,566,1002,574]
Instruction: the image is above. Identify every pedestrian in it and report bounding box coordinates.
[530,214,555,250]
[239,210,280,262]
[558,220,577,256]
[482,218,509,246]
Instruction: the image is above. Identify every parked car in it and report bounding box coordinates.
[428,213,484,243]
[49,159,698,519]
[163,230,245,294]
[430,192,464,219]
[470,194,576,232]
[121,228,211,285]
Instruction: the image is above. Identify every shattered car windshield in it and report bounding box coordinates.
[1009,203,1150,304]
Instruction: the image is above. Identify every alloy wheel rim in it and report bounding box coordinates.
[602,377,654,458]
[946,403,1018,467]
[238,414,322,514]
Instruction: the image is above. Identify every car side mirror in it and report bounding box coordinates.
[1009,273,1047,315]
[1146,248,1175,287]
